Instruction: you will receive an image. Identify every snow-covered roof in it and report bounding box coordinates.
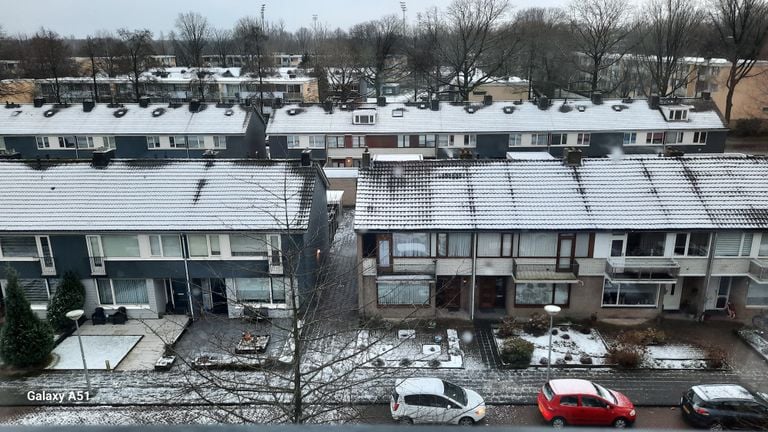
[354,155,768,231]
[327,190,344,205]
[0,103,252,136]
[373,154,424,161]
[693,385,754,401]
[323,168,358,179]
[266,100,726,135]
[0,159,320,232]
[37,67,314,85]
[506,152,556,160]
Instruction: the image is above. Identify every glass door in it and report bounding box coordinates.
[86,235,106,275]
[557,234,576,271]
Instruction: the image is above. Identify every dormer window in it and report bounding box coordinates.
[666,106,690,121]
[352,110,376,125]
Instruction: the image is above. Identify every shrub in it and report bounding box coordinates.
[642,328,667,345]
[551,329,559,336]
[607,344,644,369]
[428,359,441,368]
[523,312,549,337]
[399,358,412,367]
[561,333,571,340]
[372,358,385,367]
[500,337,534,368]
[497,316,518,338]
[616,328,667,346]
[732,118,766,137]
[564,352,573,361]
[0,268,55,368]
[555,358,566,365]
[47,271,86,333]
[705,346,727,369]
[579,326,592,335]
[579,355,593,365]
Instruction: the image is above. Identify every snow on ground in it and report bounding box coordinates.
[644,344,709,369]
[495,327,608,366]
[358,328,464,368]
[48,336,142,370]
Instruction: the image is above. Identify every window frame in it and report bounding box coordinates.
[531,133,548,146]
[623,132,637,145]
[327,135,344,148]
[146,136,161,149]
[308,135,325,149]
[36,136,50,149]
[376,280,431,306]
[550,133,568,146]
[286,135,300,149]
[96,278,150,306]
[351,136,365,148]
[508,133,522,147]
[436,232,472,258]
[601,280,662,308]
[514,282,570,307]
[235,277,286,304]
[693,131,708,144]
[576,133,591,146]
[187,234,222,258]
[646,132,665,144]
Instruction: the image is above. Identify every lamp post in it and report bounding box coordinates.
[66,309,91,393]
[544,304,561,382]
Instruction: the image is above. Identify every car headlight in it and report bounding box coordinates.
[629,409,636,417]
[475,407,486,416]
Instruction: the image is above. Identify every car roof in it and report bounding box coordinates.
[692,385,756,402]
[549,379,600,397]
[395,378,445,395]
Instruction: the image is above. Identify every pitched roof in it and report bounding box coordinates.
[354,155,768,231]
[0,103,252,136]
[266,99,726,135]
[0,159,318,232]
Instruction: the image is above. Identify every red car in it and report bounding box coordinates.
[537,379,637,428]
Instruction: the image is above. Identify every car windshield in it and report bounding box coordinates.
[442,380,468,406]
[543,383,555,401]
[593,383,617,404]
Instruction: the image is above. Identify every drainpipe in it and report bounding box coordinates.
[470,233,478,320]
[701,232,717,318]
[180,234,196,320]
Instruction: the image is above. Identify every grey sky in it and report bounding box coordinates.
[1,0,567,38]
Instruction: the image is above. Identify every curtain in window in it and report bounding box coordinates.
[575,233,590,257]
[161,235,182,257]
[626,232,665,256]
[518,233,557,257]
[188,235,209,256]
[747,281,768,306]
[393,233,429,257]
[112,279,149,304]
[760,234,768,257]
[742,233,754,256]
[448,233,472,256]
[19,279,48,302]
[377,281,430,305]
[271,277,287,302]
[715,233,741,256]
[477,233,501,257]
[102,235,140,257]
[97,279,114,304]
[0,236,38,257]
[230,234,268,256]
[236,278,270,302]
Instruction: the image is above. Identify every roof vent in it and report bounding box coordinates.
[287,108,305,116]
[151,107,166,117]
[33,97,45,108]
[392,108,404,117]
[43,109,58,117]
[430,99,440,111]
[503,106,515,114]
[563,147,582,166]
[224,108,234,116]
[139,96,150,108]
[82,100,95,112]
[513,99,524,105]
[418,102,428,109]
[300,149,312,166]
[113,107,128,118]
[465,106,476,113]
[622,97,634,104]
[612,104,628,112]
[577,105,587,112]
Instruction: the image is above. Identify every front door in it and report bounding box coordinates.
[477,277,497,310]
[210,278,228,314]
[436,277,462,310]
[171,278,190,315]
[557,234,576,271]
[377,234,392,270]
[662,283,681,310]
[705,277,731,310]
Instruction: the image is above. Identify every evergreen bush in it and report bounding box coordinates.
[500,337,534,368]
[47,271,86,332]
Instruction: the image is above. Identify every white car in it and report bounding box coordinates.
[390,377,486,425]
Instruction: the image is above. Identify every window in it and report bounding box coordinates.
[0,236,38,257]
[714,233,753,257]
[463,134,476,146]
[188,234,221,257]
[575,233,591,257]
[477,233,502,257]
[646,132,665,144]
[602,280,660,307]
[760,234,768,256]
[418,135,436,147]
[626,232,666,256]
[531,133,548,146]
[186,136,203,149]
[623,132,637,145]
[693,131,708,144]
[518,232,557,257]
[351,136,365,147]
[393,232,430,257]
[747,281,768,306]
[3,279,55,302]
[58,136,76,148]
[560,396,578,406]
[101,235,140,257]
[36,136,50,149]
[229,234,268,257]
[438,134,451,147]
[76,136,95,149]
[551,133,568,146]
[327,135,344,148]
[0,136,5,150]
[509,133,522,147]
[103,136,116,150]
[665,132,684,144]
[235,277,271,302]
[397,135,408,148]
[170,136,187,148]
[669,109,688,120]
[377,280,430,305]
[308,135,325,148]
[437,232,472,257]
[148,235,182,257]
[286,135,299,149]
[674,233,710,256]
[97,279,149,305]
[515,283,569,305]
[146,136,160,149]
[577,133,590,146]
[353,114,375,124]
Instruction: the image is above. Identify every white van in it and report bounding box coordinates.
[390,377,486,425]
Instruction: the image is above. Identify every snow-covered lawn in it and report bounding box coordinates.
[48,336,142,370]
[494,327,609,366]
[358,328,464,368]
[643,345,709,369]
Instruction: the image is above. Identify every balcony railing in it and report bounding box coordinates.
[605,257,680,281]
[89,256,106,276]
[39,256,56,276]
[512,259,580,282]
[749,259,768,283]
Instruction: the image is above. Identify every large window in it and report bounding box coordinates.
[235,277,287,303]
[759,233,768,257]
[36,136,50,149]
[509,133,522,147]
[623,132,637,145]
[674,233,710,256]
[149,235,182,257]
[693,131,708,144]
[438,134,451,147]
[463,135,476,146]
[646,132,665,144]
[213,136,227,149]
[327,135,344,148]
[188,234,221,257]
[146,136,161,149]
[714,233,753,257]
[97,279,149,305]
[437,232,472,257]
[186,136,203,149]
[518,232,557,257]
[170,136,187,148]
[101,235,140,257]
[418,135,436,147]
[626,232,666,256]
[602,280,659,307]
[515,283,569,306]
[576,133,590,146]
[665,132,684,144]
[477,233,502,257]
[351,136,365,147]
[551,133,568,146]
[377,280,430,305]
[229,234,268,257]
[308,135,325,148]
[286,135,299,149]
[2,279,55,303]
[0,236,38,257]
[397,135,408,148]
[531,133,548,146]
[103,136,117,150]
[393,232,430,257]
[747,281,768,306]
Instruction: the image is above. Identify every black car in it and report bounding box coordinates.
[681,384,768,430]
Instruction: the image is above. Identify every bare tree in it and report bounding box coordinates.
[83,36,103,100]
[350,15,405,98]
[315,29,361,102]
[568,0,636,94]
[513,8,572,98]
[118,28,155,102]
[21,28,76,103]
[403,10,442,101]
[95,31,128,78]
[234,16,272,113]
[710,0,768,123]
[175,12,210,68]
[188,68,218,101]
[210,28,233,67]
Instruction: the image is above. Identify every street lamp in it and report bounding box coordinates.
[66,309,91,393]
[544,304,561,382]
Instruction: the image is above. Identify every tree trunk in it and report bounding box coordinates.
[724,66,738,124]
[91,58,99,100]
[54,75,61,104]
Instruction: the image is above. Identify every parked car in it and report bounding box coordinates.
[537,379,637,428]
[681,384,768,430]
[390,377,486,425]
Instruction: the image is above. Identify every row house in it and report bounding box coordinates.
[0,99,266,159]
[0,155,330,320]
[355,154,768,322]
[266,95,727,167]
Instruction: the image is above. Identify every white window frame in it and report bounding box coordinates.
[76,136,95,149]
[147,136,161,149]
[463,134,476,147]
[0,136,5,150]
[623,132,637,145]
[646,131,665,144]
[186,136,203,149]
[351,136,365,148]
[286,135,299,149]
[36,136,50,149]
[693,131,708,144]
[187,234,222,258]
[509,133,522,147]
[576,133,590,146]
[714,232,754,257]
[148,234,183,258]
[673,232,710,257]
[601,279,662,308]
[0,235,42,260]
[235,277,287,305]
[397,135,408,148]
[665,131,684,144]
[531,133,548,146]
[57,136,76,149]
[170,136,187,148]
[327,135,344,148]
[103,136,117,150]
[550,133,568,146]
[96,278,150,306]
[308,135,325,149]
[213,136,227,149]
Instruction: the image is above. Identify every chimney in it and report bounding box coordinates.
[377,96,387,107]
[563,148,582,166]
[189,99,201,112]
[323,99,333,113]
[538,96,550,110]
[139,96,150,108]
[591,91,603,105]
[430,99,439,111]
[649,94,660,110]
[91,148,115,168]
[483,94,493,106]
[701,92,711,101]
[300,149,312,167]
[362,147,371,168]
[272,97,283,109]
[33,97,45,108]
[82,100,95,112]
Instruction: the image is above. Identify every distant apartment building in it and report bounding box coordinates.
[266,95,728,167]
[0,99,266,159]
[355,154,768,322]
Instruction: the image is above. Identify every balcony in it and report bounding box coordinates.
[89,256,106,276]
[39,256,56,276]
[512,259,580,283]
[605,257,680,281]
[749,259,768,283]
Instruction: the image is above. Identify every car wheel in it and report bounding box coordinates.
[458,417,475,426]
[552,417,567,428]
[398,417,413,425]
[709,422,723,431]
[613,418,629,429]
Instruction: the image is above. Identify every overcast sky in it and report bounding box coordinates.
[1,0,567,38]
